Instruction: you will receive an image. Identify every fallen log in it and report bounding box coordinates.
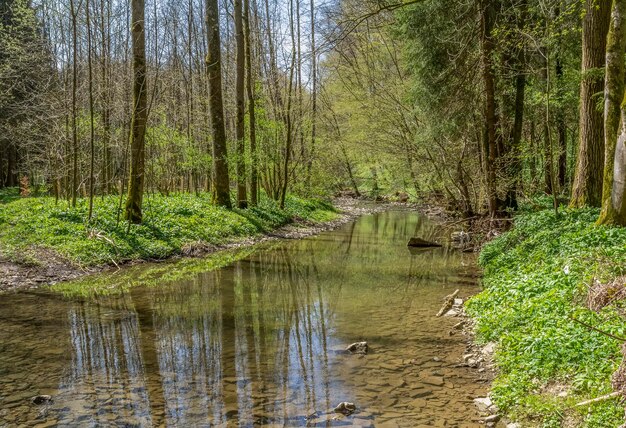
[575,392,621,407]
[436,289,460,317]
[407,237,442,248]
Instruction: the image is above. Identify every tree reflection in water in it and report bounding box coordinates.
[0,211,486,427]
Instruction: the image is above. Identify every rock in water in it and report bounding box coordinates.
[32,395,53,405]
[346,341,368,354]
[407,237,442,248]
[450,231,471,245]
[334,402,356,415]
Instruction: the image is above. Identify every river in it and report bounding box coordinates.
[0,211,488,427]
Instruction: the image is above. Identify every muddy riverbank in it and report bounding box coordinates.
[0,198,395,293]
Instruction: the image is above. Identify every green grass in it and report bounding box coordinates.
[467,203,626,427]
[0,191,337,267]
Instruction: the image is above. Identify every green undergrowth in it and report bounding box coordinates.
[0,192,337,267]
[467,203,626,427]
[0,187,20,204]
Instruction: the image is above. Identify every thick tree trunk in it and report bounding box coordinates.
[479,0,498,216]
[206,0,232,209]
[235,0,247,208]
[124,0,148,224]
[598,0,626,225]
[609,132,626,224]
[570,0,611,208]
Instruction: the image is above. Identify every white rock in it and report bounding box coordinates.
[473,397,492,413]
[482,342,496,355]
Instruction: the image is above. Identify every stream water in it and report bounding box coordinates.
[0,211,488,427]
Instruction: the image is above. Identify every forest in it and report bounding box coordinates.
[0,0,626,224]
[3,0,626,427]
[3,0,623,223]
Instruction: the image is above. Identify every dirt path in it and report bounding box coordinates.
[0,198,398,293]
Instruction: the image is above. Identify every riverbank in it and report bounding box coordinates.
[0,193,389,292]
[467,204,626,427]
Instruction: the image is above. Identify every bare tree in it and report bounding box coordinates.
[125,0,148,223]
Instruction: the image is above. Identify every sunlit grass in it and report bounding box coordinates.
[0,191,338,267]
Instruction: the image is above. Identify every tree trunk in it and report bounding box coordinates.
[235,0,247,208]
[306,0,317,191]
[506,0,527,210]
[570,0,611,208]
[542,46,555,196]
[206,0,232,208]
[124,0,148,224]
[598,0,626,225]
[69,0,79,207]
[243,0,258,206]
[556,54,567,190]
[479,0,498,216]
[555,7,568,190]
[608,131,626,225]
[87,0,96,220]
[279,0,297,209]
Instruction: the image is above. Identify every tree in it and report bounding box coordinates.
[206,0,232,208]
[0,0,51,190]
[598,0,626,225]
[124,0,148,223]
[570,0,611,208]
[307,0,317,190]
[243,0,258,206]
[235,0,247,208]
[69,0,79,207]
[479,0,499,217]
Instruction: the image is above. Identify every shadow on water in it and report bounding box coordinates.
[0,211,488,427]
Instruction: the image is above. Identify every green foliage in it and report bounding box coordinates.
[0,187,19,203]
[0,193,337,267]
[467,207,626,426]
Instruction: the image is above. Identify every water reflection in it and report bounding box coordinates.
[0,211,486,427]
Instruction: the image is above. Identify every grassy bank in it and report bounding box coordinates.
[0,189,337,267]
[467,202,626,427]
